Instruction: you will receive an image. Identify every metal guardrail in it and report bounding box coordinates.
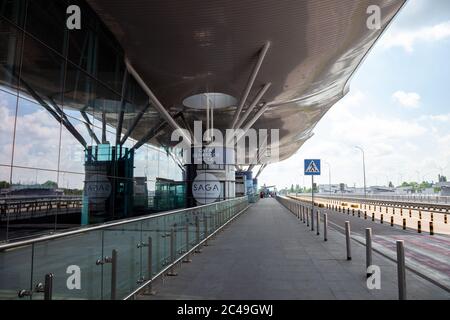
[0,196,249,300]
[290,194,450,212]
[295,193,450,204]
[0,197,82,221]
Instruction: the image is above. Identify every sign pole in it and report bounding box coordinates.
[311,175,315,231]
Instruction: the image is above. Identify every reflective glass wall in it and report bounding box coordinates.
[0,0,184,242]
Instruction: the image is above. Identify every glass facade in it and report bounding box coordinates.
[0,0,184,242]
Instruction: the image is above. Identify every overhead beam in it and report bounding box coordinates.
[80,111,101,145]
[125,58,192,146]
[116,70,129,146]
[234,83,271,130]
[231,41,271,129]
[119,103,150,145]
[130,112,183,153]
[236,103,270,143]
[255,164,267,179]
[130,121,168,153]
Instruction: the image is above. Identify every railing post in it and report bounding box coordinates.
[345,221,352,261]
[183,222,192,263]
[204,213,209,246]
[195,215,202,253]
[111,250,118,300]
[167,228,178,276]
[397,240,407,300]
[365,228,372,278]
[44,273,54,300]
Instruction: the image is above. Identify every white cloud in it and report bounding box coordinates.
[392,91,421,109]
[428,114,450,122]
[382,21,450,53]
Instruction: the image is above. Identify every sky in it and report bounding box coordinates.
[259,0,450,190]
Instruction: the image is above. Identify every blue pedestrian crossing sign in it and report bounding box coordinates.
[304,159,321,176]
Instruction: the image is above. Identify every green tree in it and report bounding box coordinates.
[290,184,294,193]
[42,180,58,188]
[0,181,10,189]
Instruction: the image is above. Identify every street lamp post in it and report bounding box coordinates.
[355,146,367,198]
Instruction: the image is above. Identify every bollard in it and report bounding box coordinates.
[429,222,434,235]
[409,209,412,218]
[396,241,407,300]
[364,211,367,220]
[445,214,448,224]
[372,212,375,222]
[431,213,434,222]
[380,214,384,224]
[324,213,328,242]
[419,211,422,220]
[386,207,388,214]
[365,228,372,278]
[403,218,406,230]
[347,208,350,215]
[316,211,320,236]
[358,210,361,218]
[306,209,310,227]
[400,208,403,216]
[352,209,355,216]
[417,220,421,233]
[391,216,394,227]
[345,222,352,261]
[311,209,315,232]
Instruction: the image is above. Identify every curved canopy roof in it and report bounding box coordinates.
[86,0,406,163]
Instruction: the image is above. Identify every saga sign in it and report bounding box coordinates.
[192,173,221,205]
[85,174,111,204]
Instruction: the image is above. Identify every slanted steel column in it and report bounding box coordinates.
[116,70,129,146]
[120,104,150,145]
[231,42,271,129]
[125,58,192,145]
[234,83,272,130]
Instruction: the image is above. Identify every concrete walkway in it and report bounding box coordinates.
[139,198,450,300]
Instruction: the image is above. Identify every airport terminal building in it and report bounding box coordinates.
[1,1,405,234]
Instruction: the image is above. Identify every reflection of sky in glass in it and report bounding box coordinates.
[0,88,183,190]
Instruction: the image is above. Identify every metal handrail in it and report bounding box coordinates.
[0,197,247,251]
[123,202,250,300]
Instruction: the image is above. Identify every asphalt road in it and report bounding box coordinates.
[305,200,450,292]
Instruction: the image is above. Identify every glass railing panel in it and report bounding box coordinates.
[101,221,142,300]
[0,244,33,300]
[31,231,103,300]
